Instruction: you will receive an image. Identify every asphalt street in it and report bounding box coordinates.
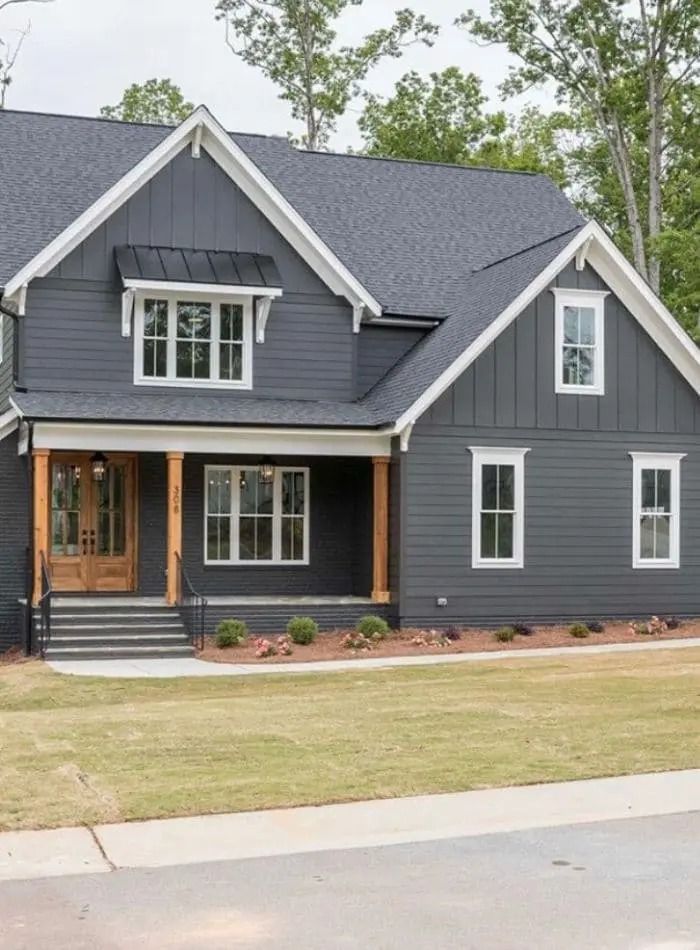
[1,811,698,949]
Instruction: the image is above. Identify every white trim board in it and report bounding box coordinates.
[0,406,19,444]
[30,421,392,457]
[393,221,700,436]
[2,106,381,319]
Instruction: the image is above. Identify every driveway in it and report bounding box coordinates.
[1,812,698,949]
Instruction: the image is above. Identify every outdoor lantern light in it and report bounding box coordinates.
[258,457,275,485]
[90,452,108,482]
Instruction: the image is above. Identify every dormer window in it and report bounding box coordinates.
[552,289,608,395]
[134,292,253,389]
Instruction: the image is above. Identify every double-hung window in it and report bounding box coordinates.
[553,289,608,395]
[134,293,253,389]
[205,466,310,565]
[470,447,528,568]
[631,452,684,568]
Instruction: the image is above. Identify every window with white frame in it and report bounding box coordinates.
[134,293,253,389]
[631,452,684,568]
[205,466,309,564]
[553,289,608,395]
[470,447,528,568]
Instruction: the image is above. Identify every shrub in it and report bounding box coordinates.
[341,631,373,651]
[287,616,318,645]
[512,622,533,637]
[444,625,462,642]
[630,621,651,635]
[630,616,668,636]
[356,615,390,640]
[410,630,450,647]
[255,637,277,658]
[586,620,605,633]
[215,619,248,648]
[494,626,516,643]
[276,635,293,656]
[568,623,590,638]
[665,616,681,630]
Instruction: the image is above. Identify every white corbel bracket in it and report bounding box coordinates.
[121,288,135,338]
[352,303,364,334]
[191,123,203,159]
[575,235,594,271]
[399,420,415,453]
[17,284,28,316]
[255,295,276,343]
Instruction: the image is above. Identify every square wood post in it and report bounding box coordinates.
[372,456,391,604]
[166,452,184,606]
[32,448,50,606]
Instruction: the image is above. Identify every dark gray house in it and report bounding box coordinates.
[1,106,699,659]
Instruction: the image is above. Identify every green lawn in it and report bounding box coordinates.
[1,650,699,831]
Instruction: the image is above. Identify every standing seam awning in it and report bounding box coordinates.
[114,245,283,289]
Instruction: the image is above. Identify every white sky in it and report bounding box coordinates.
[2,0,553,149]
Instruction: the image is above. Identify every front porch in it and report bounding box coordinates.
[30,432,395,647]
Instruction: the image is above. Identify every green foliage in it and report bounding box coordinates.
[341,631,373,650]
[568,623,590,639]
[494,626,516,643]
[100,79,194,125]
[287,616,318,645]
[215,0,438,148]
[215,619,249,648]
[356,615,390,640]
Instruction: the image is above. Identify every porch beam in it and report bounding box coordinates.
[371,455,391,605]
[166,451,184,606]
[32,448,50,606]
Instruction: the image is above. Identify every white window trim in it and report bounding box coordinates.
[470,447,529,569]
[552,288,609,396]
[133,290,254,390]
[204,465,310,566]
[630,452,685,569]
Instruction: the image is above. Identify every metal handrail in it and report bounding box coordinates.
[175,552,207,651]
[37,551,53,658]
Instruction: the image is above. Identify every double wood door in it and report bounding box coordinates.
[48,453,137,592]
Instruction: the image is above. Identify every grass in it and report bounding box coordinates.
[1,650,699,831]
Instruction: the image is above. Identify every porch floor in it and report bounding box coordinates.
[50,595,375,608]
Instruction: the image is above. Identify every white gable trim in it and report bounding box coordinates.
[2,106,381,318]
[0,406,19,444]
[393,221,700,435]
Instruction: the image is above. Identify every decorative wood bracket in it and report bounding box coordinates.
[17,284,28,316]
[352,303,364,334]
[255,295,276,343]
[576,235,594,271]
[191,123,203,159]
[121,288,135,338]
[399,421,415,453]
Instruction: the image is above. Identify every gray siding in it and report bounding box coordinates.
[0,313,13,411]
[356,325,425,397]
[22,148,357,401]
[400,266,700,626]
[0,432,28,650]
[136,455,373,598]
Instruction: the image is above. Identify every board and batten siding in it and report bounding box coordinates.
[399,263,700,626]
[21,148,356,401]
[0,432,28,649]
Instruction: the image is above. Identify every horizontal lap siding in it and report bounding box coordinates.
[0,432,28,650]
[357,326,425,397]
[203,603,394,635]
[400,264,700,626]
[0,313,14,410]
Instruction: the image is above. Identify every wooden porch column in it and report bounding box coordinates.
[32,448,50,606]
[371,456,391,604]
[166,452,184,606]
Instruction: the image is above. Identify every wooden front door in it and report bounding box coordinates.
[49,453,137,592]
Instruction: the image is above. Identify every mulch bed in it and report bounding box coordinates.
[197,619,700,665]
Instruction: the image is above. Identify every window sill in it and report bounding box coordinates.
[204,560,310,568]
[632,560,679,570]
[472,560,524,570]
[555,384,605,396]
[134,377,252,391]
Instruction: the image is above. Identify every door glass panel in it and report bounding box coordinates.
[51,463,81,556]
[96,464,126,557]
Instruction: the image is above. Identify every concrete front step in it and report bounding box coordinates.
[45,644,195,660]
[50,634,190,648]
[51,623,185,633]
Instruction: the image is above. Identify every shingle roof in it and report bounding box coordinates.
[0,109,583,318]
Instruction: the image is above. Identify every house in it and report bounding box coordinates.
[1,105,699,659]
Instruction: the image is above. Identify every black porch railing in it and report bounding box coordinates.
[37,551,53,658]
[175,552,207,651]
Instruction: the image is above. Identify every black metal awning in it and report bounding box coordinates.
[114,245,283,289]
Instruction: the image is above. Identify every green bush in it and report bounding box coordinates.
[568,623,590,639]
[287,616,318,645]
[215,619,248,648]
[356,615,390,640]
[494,626,516,643]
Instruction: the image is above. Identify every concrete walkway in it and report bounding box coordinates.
[1,770,698,883]
[47,635,700,678]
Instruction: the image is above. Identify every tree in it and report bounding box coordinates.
[457,0,700,295]
[100,79,194,125]
[0,0,54,108]
[359,67,569,186]
[215,0,439,149]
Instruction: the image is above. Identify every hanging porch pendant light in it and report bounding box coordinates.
[90,451,108,482]
[258,457,275,485]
